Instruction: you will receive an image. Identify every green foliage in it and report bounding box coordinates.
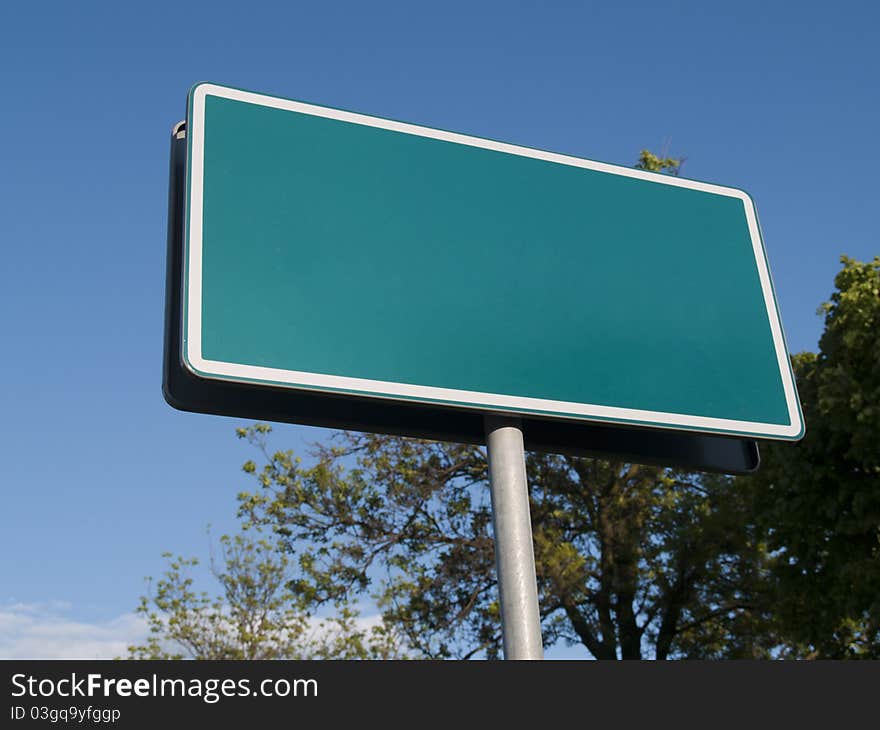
[127,531,405,660]
[747,256,880,657]
[634,149,683,176]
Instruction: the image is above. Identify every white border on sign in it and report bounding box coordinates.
[184,83,804,440]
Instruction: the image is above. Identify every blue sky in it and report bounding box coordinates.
[0,0,877,658]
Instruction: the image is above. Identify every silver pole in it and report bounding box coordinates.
[485,415,544,660]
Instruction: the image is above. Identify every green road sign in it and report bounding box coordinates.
[174,82,803,442]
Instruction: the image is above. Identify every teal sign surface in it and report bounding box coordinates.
[182,83,803,441]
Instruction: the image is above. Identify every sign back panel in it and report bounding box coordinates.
[177,83,803,442]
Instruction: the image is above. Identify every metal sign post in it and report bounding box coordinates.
[485,416,544,660]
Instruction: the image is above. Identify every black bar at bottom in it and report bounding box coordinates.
[3,659,874,728]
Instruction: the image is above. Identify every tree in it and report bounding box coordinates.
[236,427,776,659]
[747,256,880,657]
[128,529,405,659]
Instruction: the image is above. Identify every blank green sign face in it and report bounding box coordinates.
[183,83,803,440]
